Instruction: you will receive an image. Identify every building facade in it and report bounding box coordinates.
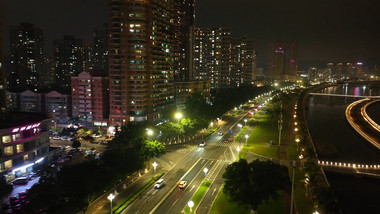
[71,71,109,128]
[173,0,195,82]
[194,27,232,89]
[53,35,85,90]
[108,0,176,126]
[174,80,210,110]
[268,42,298,81]
[0,112,51,182]
[8,23,44,92]
[45,91,71,124]
[0,7,6,115]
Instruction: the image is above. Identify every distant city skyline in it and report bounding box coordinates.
[1,0,380,70]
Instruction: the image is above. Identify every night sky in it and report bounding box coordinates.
[2,0,380,70]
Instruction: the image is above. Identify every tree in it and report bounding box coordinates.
[223,159,291,211]
[72,140,81,149]
[139,139,166,162]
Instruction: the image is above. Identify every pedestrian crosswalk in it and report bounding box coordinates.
[211,141,244,149]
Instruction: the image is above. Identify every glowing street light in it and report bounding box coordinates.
[294,127,298,132]
[244,119,247,126]
[237,123,242,128]
[245,135,249,146]
[147,129,153,136]
[107,193,115,214]
[175,112,183,123]
[295,138,300,143]
[210,122,214,127]
[188,201,194,213]
[152,162,158,173]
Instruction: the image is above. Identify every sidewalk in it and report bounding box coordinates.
[83,170,156,214]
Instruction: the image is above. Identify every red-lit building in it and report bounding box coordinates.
[71,71,109,128]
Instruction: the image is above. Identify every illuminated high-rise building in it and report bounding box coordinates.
[9,23,44,92]
[90,24,109,76]
[173,0,195,81]
[231,37,256,87]
[108,0,176,126]
[194,27,232,89]
[268,42,298,80]
[0,4,7,115]
[53,35,85,90]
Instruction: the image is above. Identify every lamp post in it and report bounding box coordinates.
[107,193,115,214]
[237,147,241,160]
[203,167,208,176]
[175,112,182,123]
[244,119,247,126]
[152,162,157,174]
[245,135,249,146]
[175,112,182,142]
[278,105,283,146]
[188,200,194,213]
[290,161,296,214]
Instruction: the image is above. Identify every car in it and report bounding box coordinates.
[224,139,229,143]
[199,142,206,147]
[218,132,223,136]
[52,136,60,140]
[178,181,187,189]
[154,179,164,189]
[12,177,28,185]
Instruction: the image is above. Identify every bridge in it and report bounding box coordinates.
[309,92,380,98]
[316,95,380,178]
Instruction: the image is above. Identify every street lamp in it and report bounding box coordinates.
[175,112,183,123]
[210,122,214,127]
[188,200,194,213]
[244,119,247,126]
[152,162,158,174]
[237,123,242,129]
[245,135,249,146]
[107,193,115,214]
[237,147,241,159]
[203,167,208,176]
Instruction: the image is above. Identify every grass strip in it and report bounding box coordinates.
[204,126,220,138]
[113,172,164,214]
[184,180,211,214]
[235,126,248,141]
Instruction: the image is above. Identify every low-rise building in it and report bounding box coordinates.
[0,112,51,182]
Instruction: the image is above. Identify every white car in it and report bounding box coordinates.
[178,180,187,189]
[199,142,206,147]
[218,132,223,136]
[155,179,164,189]
[52,136,61,140]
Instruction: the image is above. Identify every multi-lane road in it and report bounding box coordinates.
[123,105,256,214]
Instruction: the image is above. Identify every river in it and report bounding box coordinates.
[306,82,380,214]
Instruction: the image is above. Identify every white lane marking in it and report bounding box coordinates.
[190,184,195,192]
[172,198,179,207]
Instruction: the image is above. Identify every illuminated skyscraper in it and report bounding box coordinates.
[194,27,232,89]
[53,35,85,90]
[173,0,195,81]
[0,4,7,115]
[268,42,298,80]
[9,23,44,92]
[108,0,176,126]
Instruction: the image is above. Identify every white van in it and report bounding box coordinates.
[154,179,164,189]
[12,177,28,185]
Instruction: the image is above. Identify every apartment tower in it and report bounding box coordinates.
[108,0,176,126]
[9,23,44,92]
